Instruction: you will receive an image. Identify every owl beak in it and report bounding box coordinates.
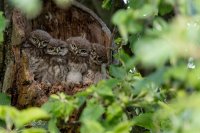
[38,42,41,48]
[56,48,60,53]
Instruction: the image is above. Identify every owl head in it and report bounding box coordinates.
[66,36,91,57]
[29,29,52,48]
[46,39,69,56]
[90,43,108,65]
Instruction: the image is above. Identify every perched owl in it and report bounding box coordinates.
[23,29,52,57]
[83,43,108,84]
[65,36,91,87]
[22,30,52,79]
[39,38,69,85]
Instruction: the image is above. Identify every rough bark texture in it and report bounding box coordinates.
[2,0,111,109]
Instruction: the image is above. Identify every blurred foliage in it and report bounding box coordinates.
[0,12,7,43]
[1,0,200,132]
[0,93,11,105]
[10,0,42,18]
[53,0,73,9]
[0,106,49,132]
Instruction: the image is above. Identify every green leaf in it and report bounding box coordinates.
[102,0,112,9]
[0,120,6,128]
[95,80,117,98]
[10,0,42,18]
[112,121,133,133]
[133,113,154,130]
[134,37,174,67]
[53,0,73,9]
[21,128,47,133]
[48,118,59,133]
[114,49,131,66]
[159,1,173,15]
[0,12,7,43]
[80,100,105,121]
[109,65,126,79]
[129,0,145,9]
[81,120,104,133]
[106,103,123,124]
[135,4,158,19]
[15,108,49,128]
[0,93,11,105]
[0,106,20,121]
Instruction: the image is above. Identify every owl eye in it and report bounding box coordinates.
[97,57,103,61]
[48,47,54,51]
[41,41,48,47]
[71,44,76,48]
[91,50,95,54]
[80,49,87,53]
[60,47,64,50]
[31,37,38,43]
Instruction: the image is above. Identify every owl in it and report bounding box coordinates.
[83,43,108,84]
[65,36,91,87]
[22,30,52,79]
[23,29,52,57]
[39,38,69,85]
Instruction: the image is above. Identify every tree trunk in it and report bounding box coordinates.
[1,0,111,108]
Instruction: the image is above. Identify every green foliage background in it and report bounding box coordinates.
[1,0,200,133]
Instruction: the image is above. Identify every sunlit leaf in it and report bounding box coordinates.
[15,108,49,128]
[81,120,104,133]
[112,121,133,133]
[48,118,59,133]
[21,128,47,133]
[11,0,42,18]
[80,100,105,121]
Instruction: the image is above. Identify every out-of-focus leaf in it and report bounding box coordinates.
[81,120,104,133]
[111,121,133,133]
[114,49,131,66]
[109,65,126,79]
[129,0,145,9]
[48,118,59,133]
[0,120,6,128]
[106,103,123,124]
[0,12,7,43]
[53,0,73,9]
[112,9,129,41]
[0,106,19,121]
[134,37,174,67]
[159,1,173,15]
[155,93,200,132]
[15,108,49,128]
[135,4,158,19]
[42,94,76,119]
[80,100,105,121]
[21,128,47,133]
[133,113,154,130]
[11,0,42,18]
[0,93,11,105]
[152,17,168,32]
[102,0,112,9]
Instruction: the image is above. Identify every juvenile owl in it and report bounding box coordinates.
[39,38,69,85]
[23,29,52,57]
[83,43,108,84]
[22,30,52,79]
[65,36,91,87]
